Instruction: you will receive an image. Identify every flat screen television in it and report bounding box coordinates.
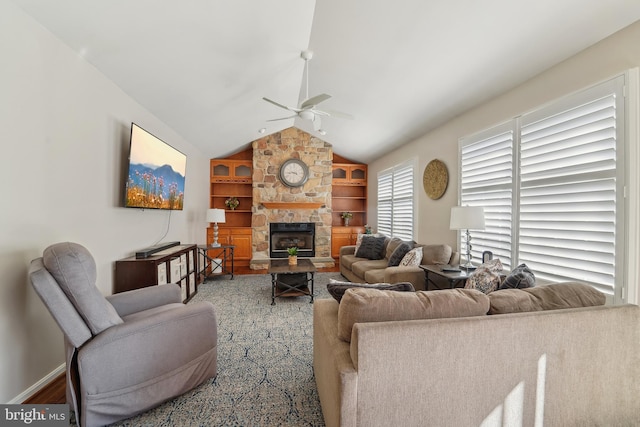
[124,123,187,210]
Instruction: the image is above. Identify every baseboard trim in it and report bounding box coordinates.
[9,363,65,404]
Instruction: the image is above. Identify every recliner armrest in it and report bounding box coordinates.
[107,284,182,317]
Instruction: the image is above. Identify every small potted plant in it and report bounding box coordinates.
[341,211,353,226]
[287,246,298,266]
[225,197,239,210]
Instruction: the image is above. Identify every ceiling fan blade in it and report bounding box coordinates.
[312,115,322,131]
[325,109,354,120]
[300,93,331,109]
[266,115,298,122]
[262,97,300,112]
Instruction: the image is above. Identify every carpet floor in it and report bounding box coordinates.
[108,271,343,427]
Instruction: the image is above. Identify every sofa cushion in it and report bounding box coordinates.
[400,247,423,266]
[337,287,490,342]
[465,259,504,294]
[363,268,386,284]
[488,282,606,314]
[418,244,453,265]
[341,254,368,270]
[385,237,404,259]
[355,235,386,260]
[352,259,390,278]
[388,242,412,267]
[327,279,415,302]
[500,263,535,289]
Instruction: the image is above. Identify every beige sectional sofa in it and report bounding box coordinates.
[339,237,459,290]
[313,283,640,427]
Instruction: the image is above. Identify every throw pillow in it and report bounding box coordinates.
[355,235,386,260]
[488,281,606,314]
[464,258,504,294]
[387,242,412,266]
[500,263,535,289]
[337,287,490,342]
[399,246,423,267]
[327,279,415,303]
[353,233,365,257]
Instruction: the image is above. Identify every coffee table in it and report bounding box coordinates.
[268,258,316,305]
[419,264,475,289]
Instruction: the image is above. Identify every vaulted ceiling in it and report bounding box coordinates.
[10,0,640,163]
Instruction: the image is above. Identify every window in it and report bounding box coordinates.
[459,75,626,299]
[377,161,414,240]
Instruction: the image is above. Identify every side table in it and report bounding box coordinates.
[198,245,234,281]
[419,265,474,290]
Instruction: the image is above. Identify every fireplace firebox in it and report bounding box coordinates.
[269,222,315,258]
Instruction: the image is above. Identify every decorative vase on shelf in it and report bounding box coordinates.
[341,212,353,227]
[344,218,350,226]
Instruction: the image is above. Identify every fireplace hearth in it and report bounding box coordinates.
[269,222,316,258]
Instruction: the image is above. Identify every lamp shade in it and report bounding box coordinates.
[450,206,485,230]
[206,208,226,223]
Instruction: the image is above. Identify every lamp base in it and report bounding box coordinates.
[210,242,221,248]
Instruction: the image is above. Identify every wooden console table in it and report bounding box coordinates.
[114,244,198,303]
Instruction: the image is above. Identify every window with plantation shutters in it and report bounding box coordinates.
[459,75,626,300]
[519,78,623,296]
[377,161,414,240]
[459,124,515,269]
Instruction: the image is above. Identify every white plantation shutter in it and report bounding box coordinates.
[458,75,625,299]
[460,124,515,269]
[519,79,623,296]
[377,161,414,240]
[377,170,393,237]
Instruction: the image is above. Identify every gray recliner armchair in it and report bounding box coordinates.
[29,242,218,427]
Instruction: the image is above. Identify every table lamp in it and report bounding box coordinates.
[450,206,485,269]
[207,208,226,247]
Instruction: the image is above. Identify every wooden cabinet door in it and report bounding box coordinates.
[331,227,354,258]
[217,228,252,260]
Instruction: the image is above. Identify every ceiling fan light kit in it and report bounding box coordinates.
[263,49,353,134]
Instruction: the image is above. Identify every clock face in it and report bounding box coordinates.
[280,159,309,187]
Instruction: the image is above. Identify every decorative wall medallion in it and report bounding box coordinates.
[423,159,448,200]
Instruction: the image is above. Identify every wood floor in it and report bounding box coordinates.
[26,264,341,404]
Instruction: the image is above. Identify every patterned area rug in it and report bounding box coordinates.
[108,271,342,427]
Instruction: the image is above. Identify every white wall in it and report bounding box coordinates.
[368,20,640,303]
[0,2,209,402]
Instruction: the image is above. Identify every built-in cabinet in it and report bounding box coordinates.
[114,244,198,303]
[331,156,367,259]
[209,149,253,266]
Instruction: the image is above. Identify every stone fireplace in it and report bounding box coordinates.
[250,127,334,269]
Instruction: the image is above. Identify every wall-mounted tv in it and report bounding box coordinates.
[124,123,187,210]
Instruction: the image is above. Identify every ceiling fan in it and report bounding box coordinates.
[263,50,353,133]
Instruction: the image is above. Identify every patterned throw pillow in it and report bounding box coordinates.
[500,263,535,289]
[388,242,412,266]
[353,233,365,257]
[465,258,504,294]
[399,246,423,267]
[327,279,415,302]
[355,235,386,259]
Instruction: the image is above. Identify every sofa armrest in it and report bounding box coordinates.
[106,284,182,317]
[340,245,356,256]
[449,251,460,266]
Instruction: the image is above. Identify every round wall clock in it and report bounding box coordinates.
[423,159,448,200]
[279,158,309,187]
